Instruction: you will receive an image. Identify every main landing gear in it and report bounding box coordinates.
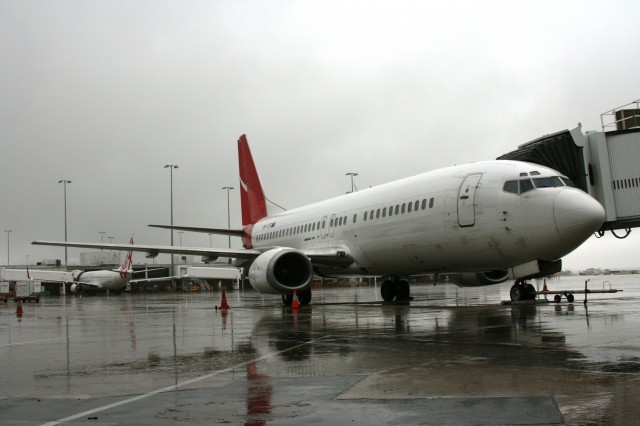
[281,288,312,306]
[380,278,411,302]
[509,280,537,302]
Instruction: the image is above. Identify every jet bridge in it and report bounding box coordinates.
[498,99,640,238]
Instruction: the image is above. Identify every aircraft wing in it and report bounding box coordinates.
[148,224,244,237]
[31,241,355,268]
[31,241,262,260]
[0,268,74,282]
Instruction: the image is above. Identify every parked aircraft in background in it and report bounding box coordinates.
[5,239,151,295]
[66,241,135,294]
[34,134,605,304]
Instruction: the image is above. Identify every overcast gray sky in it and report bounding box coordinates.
[1,0,639,272]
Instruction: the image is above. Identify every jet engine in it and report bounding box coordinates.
[447,270,510,287]
[70,283,81,293]
[247,247,313,294]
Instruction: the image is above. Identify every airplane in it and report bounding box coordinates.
[66,240,135,294]
[5,239,150,295]
[33,134,605,305]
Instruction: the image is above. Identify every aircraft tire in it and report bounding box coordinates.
[381,280,397,302]
[299,288,312,305]
[396,280,410,300]
[281,293,293,306]
[524,283,537,300]
[554,295,562,303]
[566,293,574,303]
[510,285,524,302]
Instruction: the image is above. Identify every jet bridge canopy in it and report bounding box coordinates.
[497,99,640,236]
[497,129,588,193]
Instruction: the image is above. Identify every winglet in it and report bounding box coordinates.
[238,135,268,226]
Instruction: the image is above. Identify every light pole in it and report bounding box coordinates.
[58,179,72,266]
[222,186,234,248]
[346,172,358,193]
[108,236,114,243]
[165,165,179,276]
[99,231,105,243]
[4,229,11,265]
[178,231,184,246]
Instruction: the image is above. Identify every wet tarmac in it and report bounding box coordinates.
[1,275,639,425]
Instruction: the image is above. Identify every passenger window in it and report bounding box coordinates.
[414,200,419,211]
[382,207,386,217]
[503,180,518,194]
[364,211,368,221]
[376,209,380,219]
[421,199,427,210]
[429,198,434,208]
[395,205,399,215]
[519,179,534,193]
[389,206,393,216]
[407,202,412,213]
[353,213,357,223]
[401,203,406,214]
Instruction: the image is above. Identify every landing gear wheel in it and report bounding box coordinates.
[510,285,524,302]
[298,288,312,305]
[381,280,397,302]
[396,280,410,301]
[282,293,293,306]
[523,283,537,300]
[566,293,574,303]
[554,295,562,303]
[510,281,537,302]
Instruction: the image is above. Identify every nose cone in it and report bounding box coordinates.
[554,189,605,243]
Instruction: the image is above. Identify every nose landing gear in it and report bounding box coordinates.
[510,280,537,302]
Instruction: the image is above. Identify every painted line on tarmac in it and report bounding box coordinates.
[0,337,65,347]
[40,335,331,426]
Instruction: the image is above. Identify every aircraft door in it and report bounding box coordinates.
[457,173,482,227]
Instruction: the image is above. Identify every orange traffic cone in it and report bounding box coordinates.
[219,290,230,310]
[542,279,548,299]
[16,299,23,318]
[291,290,300,309]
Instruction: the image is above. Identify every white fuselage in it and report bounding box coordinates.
[72,270,130,292]
[249,160,604,277]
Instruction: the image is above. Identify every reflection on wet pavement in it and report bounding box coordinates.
[1,275,639,424]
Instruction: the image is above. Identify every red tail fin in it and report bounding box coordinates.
[118,236,134,278]
[238,135,268,226]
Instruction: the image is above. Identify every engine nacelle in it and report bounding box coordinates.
[70,284,80,293]
[247,248,313,294]
[447,270,510,287]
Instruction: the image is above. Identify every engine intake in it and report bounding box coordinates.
[247,248,313,294]
[447,270,510,287]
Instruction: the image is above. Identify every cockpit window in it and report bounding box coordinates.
[519,179,534,193]
[561,177,577,187]
[530,171,541,176]
[503,180,518,194]
[533,176,564,188]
